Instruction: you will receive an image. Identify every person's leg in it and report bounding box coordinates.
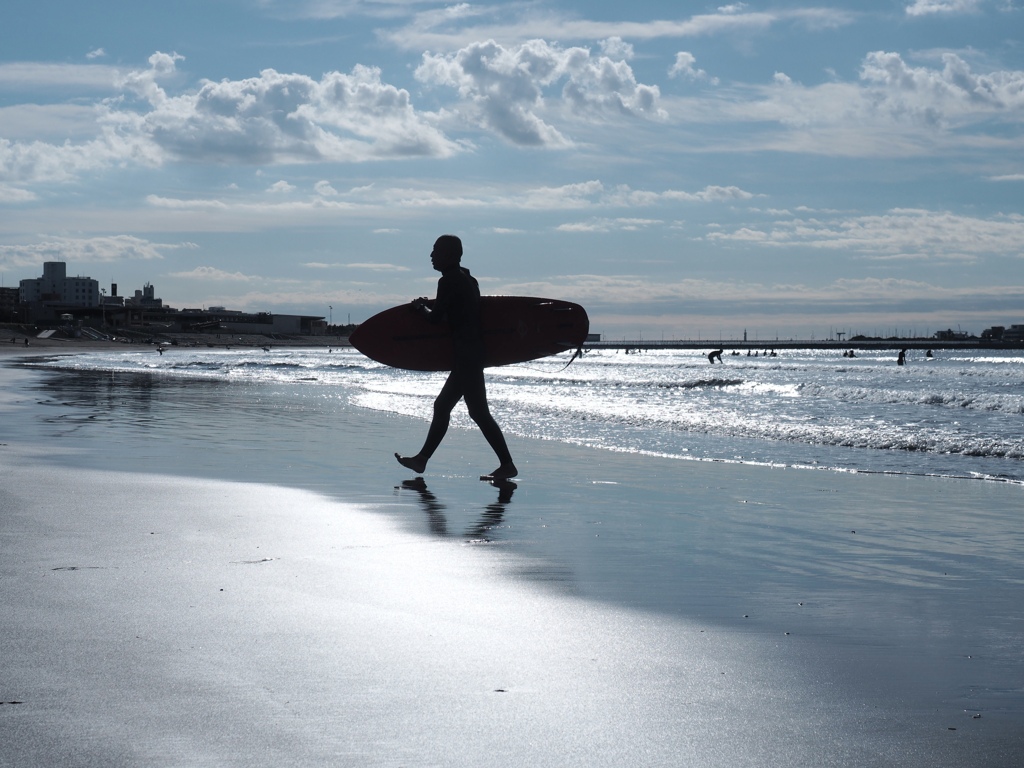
[461,367,517,478]
[395,372,463,473]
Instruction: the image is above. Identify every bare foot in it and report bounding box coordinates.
[482,463,518,480]
[395,453,427,473]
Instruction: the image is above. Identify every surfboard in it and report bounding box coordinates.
[349,296,590,371]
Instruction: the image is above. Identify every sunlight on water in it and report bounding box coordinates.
[27,346,1024,483]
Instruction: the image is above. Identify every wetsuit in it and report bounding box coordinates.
[418,266,513,465]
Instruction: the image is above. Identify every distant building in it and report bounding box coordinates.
[19,262,99,308]
[1002,325,1024,342]
[981,326,1004,340]
[128,282,163,308]
[0,286,19,319]
[11,260,325,334]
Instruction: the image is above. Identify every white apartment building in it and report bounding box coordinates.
[19,262,100,307]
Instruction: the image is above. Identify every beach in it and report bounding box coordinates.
[1,347,1022,766]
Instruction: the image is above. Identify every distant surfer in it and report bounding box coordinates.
[897,348,907,366]
[708,349,723,364]
[395,235,518,481]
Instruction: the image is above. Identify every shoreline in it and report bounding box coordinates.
[6,323,1021,356]
[2,354,1023,765]
[10,345,1022,488]
[586,339,1005,352]
[0,326,349,354]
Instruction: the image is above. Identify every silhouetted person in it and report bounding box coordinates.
[708,349,724,364]
[395,235,517,480]
[897,348,907,366]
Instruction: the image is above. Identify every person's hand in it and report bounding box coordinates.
[410,297,430,314]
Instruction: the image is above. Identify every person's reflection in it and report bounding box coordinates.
[397,477,449,535]
[396,477,516,540]
[465,480,515,540]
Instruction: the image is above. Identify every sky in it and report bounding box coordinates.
[1,0,1022,340]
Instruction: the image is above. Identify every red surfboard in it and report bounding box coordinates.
[349,296,589,371]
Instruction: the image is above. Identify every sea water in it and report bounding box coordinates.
[25,345,1024,484]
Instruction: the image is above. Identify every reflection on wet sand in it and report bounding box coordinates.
[396,477,516,541]
[31,368,231,435]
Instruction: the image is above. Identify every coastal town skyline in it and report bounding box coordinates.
[2,0,1023,339]
[7,257,1020,345]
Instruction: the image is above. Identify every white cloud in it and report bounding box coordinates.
[493,273,1024,315]
[0,52,462,185]
[669,53,718,85]
[0,184,37,203]
[707,208,1024,260]
[134,180,755,231]
[0,129,163,185]
[0,61,119,90]
[259,0,441,20]
[0,235,177,269]
[126,55,460,164]
[169,266,254,281]
[415,38,664,147]
[314,180,339,196]
[671,185,754,202]
[521,180,743,210]
[905,0,983,16]
[665,50,1024,157]
[86,48,107,60]
[858,51,1024,124]
[344,262,411,271]
[598,37,634,60]
[557,217,662,233]
[146,195,230,210]
[384,6,855,51]
[0,104,108,142]
[267,180,296,193]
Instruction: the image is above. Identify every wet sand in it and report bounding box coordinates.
[1,354,1022,766]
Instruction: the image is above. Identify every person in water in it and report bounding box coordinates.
[708,349,724,364]
[395,235,518,480]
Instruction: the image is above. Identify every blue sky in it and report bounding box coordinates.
[1,0,1022,339]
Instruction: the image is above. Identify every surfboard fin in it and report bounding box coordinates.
[555,343,584,371]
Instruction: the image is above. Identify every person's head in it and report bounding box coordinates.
[430,234,462,272]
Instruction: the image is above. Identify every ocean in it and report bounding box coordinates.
[21,344,1024,485]
[6,345,1024,764]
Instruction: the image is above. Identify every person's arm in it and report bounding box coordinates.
[413,275,452,324]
